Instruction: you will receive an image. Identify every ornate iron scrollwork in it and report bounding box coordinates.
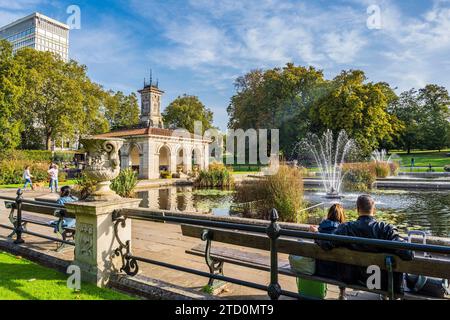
[113,213,139,276]
[201,229,224,286]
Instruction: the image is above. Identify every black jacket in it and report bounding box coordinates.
[318,215,414,292]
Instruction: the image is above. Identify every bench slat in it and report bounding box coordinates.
[181,224,450,279]
[186,244,441,300]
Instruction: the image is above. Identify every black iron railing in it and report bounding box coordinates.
[113,208,450,300]
[0,189,75,247]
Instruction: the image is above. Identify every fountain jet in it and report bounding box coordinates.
[299,130,356,198]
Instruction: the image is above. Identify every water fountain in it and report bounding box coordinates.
[298,130,356,199]
[371,149,400,164]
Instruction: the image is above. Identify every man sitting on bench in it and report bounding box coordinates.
[317,194,414,294]
[49,186,78,232]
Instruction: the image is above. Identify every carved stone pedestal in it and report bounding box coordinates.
[66,198,141,287]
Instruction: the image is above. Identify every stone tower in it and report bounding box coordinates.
[138,75,164,128]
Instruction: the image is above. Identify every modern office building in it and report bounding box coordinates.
[0,12,69,61]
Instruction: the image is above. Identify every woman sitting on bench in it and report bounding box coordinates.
[50,186,78,232]
[309,204,348,298]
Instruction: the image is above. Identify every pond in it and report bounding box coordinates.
[136,187,450,237]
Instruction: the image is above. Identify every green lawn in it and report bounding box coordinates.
[0,179,78,189]
[393,149,450,168]
[0,251,134,300]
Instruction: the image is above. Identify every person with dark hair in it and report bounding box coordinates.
[318,195,413,294]
[309,204,347,298]
[57,186,78,205]
[50,186,78,232]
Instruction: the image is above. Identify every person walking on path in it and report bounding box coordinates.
[23,166,34,190]
[48,164,59,193]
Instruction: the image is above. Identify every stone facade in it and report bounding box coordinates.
[95,82,210,179]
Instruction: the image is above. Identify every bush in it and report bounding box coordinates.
[234,166,305,223]
[342,162,376,192]
[111,169,138,198]
[160,171,172,179]
[389,161,400,176]
[374,161,390,178]
[0,160,49,185]
[74,173,97,200]
[194,163,234,189]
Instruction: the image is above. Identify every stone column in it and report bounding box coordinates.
[65,198,141,287]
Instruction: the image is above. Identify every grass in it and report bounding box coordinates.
[0,251,134,300]
[393,149,450,168]
[0,179,78,189]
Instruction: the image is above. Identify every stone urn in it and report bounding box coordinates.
[80,137,125,201]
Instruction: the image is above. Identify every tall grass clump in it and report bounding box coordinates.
[342,162,376,192]
[194,163,234,189]
[111,168,138,198]
[234,165,305,223]
[373,161,391,178]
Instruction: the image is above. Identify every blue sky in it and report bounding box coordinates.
[1,0,450,130]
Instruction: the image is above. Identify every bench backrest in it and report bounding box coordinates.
[181,224,450,279]
[5,201,74,218]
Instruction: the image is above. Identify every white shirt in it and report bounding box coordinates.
[48,168,58,180]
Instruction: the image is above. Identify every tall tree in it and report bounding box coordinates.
[310,70,402,155]
[418,84,450,151]
[104,91,140,130]
[228,64,325,156]
[14,48,109,150]
[389,89,423,154]
[0,40,24,151]
[163,94,214,133]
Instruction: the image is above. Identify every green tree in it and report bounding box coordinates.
[163,94,214,133]
[310,70,402,155]
[104,91,140,130]
[14,48,109,150]
[228,64,325,156]
[389,89,423,154]
[0,40,24,151]
[418,84,450,151]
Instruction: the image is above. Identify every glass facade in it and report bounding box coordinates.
[0,13,69,61]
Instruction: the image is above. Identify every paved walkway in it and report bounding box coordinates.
[0,189,379,300]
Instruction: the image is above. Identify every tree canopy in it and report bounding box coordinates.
[0,40,24,151]
[0,40,140,151]
[228,64,404,157]
[163,94,214,133]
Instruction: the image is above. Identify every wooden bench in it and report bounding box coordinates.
[4,201,75,252]
[181,224,450,300]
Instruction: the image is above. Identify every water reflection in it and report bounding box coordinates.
[137,186,233,216]
[136,187,450,237]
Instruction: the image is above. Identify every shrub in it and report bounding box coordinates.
[234,166,305,223]
[374,161,390,178]
[342,162,376,192]
[0,160,49,185]
[194,163,234,189]
[111,169,138,198]
[389,161,400,176]
[160,171,172,179]
[74,173,97,200]
[444,165,450,172]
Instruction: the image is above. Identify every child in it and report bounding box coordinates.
[48,164,59,193]
[23,166,34,190]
